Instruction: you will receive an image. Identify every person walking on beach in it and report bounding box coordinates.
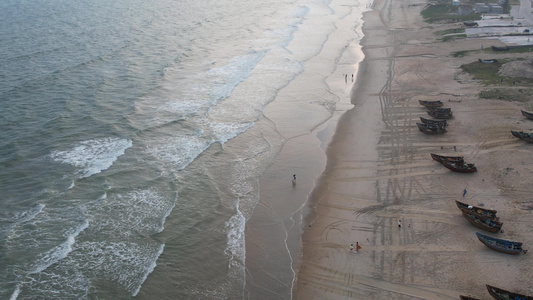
[350,244,354,253]
[398,220,402,229]
[293,174,296,182]
[463,188,467,197]
[355,242,361,253]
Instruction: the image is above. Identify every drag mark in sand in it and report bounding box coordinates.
[299,262,459,299]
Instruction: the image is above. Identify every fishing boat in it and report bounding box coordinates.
[486,284,533,300]
[475,232,527,255]
[478,58,498,64]
[463,21,478,26]
[430,153,464,164]
[419,100,443,107]
[492,45,510,51]
[427,109,453,119]
[417,123,446,134]
[461,211,502,233]
[420,117,447,127]
[511,130,533,143]
[521,109,533,120]
[455,200,498,221]
[442,161,477,173]
[427,107,452,113]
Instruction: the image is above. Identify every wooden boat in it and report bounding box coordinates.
[511,130,533,143]
[455,200,498,221]
[478,58,498,64]
[475,232,527,255]
[419,100,443,107]
[430,153,464,164]
[420,117,447,127]
[427,110,453,119]
[417,123,446,134]
[521,109,533,120]
[460,296,481,300]
[463,21,478,26]
[442,161,477,173]
[492,45,510,51]
[486,285,533,300]
[461,211,502,233]
[427,107,452,113]
[417,122,445,130]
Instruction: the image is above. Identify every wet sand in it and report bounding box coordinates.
[293,0,533,298]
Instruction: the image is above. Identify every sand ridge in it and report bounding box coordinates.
[294,0,533,298]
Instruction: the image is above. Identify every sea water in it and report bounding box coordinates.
[0,0,367,298]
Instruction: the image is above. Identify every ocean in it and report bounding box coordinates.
[0,0,367,298]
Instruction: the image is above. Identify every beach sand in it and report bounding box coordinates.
[292,0,533,298]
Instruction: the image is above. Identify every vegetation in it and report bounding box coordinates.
[479,88,533,102]
[504,45,533,53]
[453,50,470,57]
[435,28,465,35]
[461,59,508,84]
[441,34,467,41]
[461,59,533,102]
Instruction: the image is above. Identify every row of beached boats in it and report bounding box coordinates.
[455,199,527,254]
[420,100,479,172]
[456,199,530,299]
[417,100,453,134]
[421,101,531,299]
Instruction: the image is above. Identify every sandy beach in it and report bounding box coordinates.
[293,0,533,298]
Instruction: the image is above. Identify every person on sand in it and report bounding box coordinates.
[398,220,401,229]
[355,242,361,253]
[463,188,467,197]
[292,174,296,184]
[350,244,354,252]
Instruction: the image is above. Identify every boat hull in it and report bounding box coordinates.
[455,200,498,221]
[419,100,443,107]
[442,161,477,173]
[475,232,524,255]
[461,211,502,233]
[486,284,533,300]
[521,109,533,120]
[430,153,464,164]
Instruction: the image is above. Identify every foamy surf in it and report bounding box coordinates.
[50,137,132,178]
[29,219,89,274]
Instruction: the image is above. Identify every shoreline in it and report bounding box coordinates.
[294,0,533,298]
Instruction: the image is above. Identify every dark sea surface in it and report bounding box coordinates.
[0,0,366,298]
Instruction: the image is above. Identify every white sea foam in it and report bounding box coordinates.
[50,137,132,178]
[210,121,254,143]
[132,244,164,297]
[13,203,45,223]
[90,188,174,237]
[74,241,165,295]
[8,285,20,300]
[206,52,265,104]
[29,219,89,274]
[147,135,212,170]
[224,203,246,269]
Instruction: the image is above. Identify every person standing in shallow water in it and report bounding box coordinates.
[398,220,401,229]
[292,174,296,185]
